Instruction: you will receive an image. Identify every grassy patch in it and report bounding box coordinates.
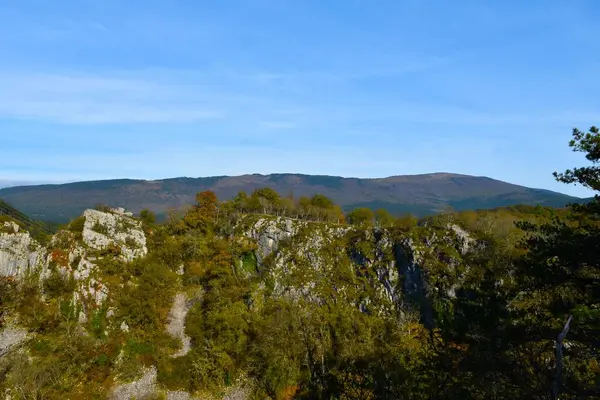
[92,221,110,235]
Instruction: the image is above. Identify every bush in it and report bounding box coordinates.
[347,207,374,226]
[95,203,112,212]
[0,216,20,233]
[43,269,75,298]
[125,236,139,248]
[139,209,156,225]
[68,216,86,233]
[92,221,109,235]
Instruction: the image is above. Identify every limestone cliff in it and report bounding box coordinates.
[1,209,481,399]
[242,216,475,326]
[0,208,148,351]
[0,221,46,277]
[81,208,147,262]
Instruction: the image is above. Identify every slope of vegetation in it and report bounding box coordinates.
[0,126,598,399]
[0,199,54,244]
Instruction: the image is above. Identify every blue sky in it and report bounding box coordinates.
[1,0,599,196]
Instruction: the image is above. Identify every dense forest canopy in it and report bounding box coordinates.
[0,126,599,399]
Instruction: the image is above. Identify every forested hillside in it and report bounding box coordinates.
[0,127,598,399]
[0,172,583,223]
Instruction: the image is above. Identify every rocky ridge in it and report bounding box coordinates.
[1,209,478,399]
[0,208,157,399]
[0,207,249,399]
[244,215,476,325]
[0,221,45,277]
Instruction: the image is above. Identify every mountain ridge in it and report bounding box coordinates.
[0,172,585,223]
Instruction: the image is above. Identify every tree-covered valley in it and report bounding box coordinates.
[0,127,599,399]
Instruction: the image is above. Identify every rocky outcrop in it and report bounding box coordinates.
[82,209,147,262]
[0,222,46,277]
[0,207,148,325]
[1,221,19,234]
[2,208,253,400]
[449,224,476,255]
[245,217,352,302]
[167,391,196,400]
[71,209,147,315]
[394,238,432,327]
[0,207,146,281]
[2,209,481,399]
[244,217,302,265]
[243,216,474,322]
[0,326,28,358]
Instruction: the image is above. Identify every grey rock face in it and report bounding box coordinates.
[61,209,148,311]
[82,209,147,262]
[0,326,28,357]
[394,238,433,327]
[2,221,19,234]
[0,229,46,277]
[243,216,474,325]
[0,207,148,321]
[245,217,300,265]
[449,224,475,255]
[0,208,147,282]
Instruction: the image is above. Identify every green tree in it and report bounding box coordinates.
[427,127,600,399]
[178,237,252,391]
[347,207,374,226]
[139,208,156,225]
[374,208,394,227]
[395,213,418,231]
[298,196,314,220]
[310,194,334,209]
[231,191,248,213]
[184,190,218,232]
[278,197,296,217]
[94,203,112,212]
[553,126,600,191]
[253,187,280,203]
[514,126,600,397]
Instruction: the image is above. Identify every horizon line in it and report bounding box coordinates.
[0,171,587,199]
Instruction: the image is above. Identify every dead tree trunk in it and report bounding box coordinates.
[552,315,573,400]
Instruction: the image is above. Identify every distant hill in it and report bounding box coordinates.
[0,199,55,237]
[0,173,584,223]
[0,179,56,189]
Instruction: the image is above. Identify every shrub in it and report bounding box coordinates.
[68,216,86,234]
[139,209,157,225]
[347,207,375,226]
[92,221,109,235]
[95,203,112,212]
[43,270,75,298]
[0,216,19,234]
[125,236,139,248]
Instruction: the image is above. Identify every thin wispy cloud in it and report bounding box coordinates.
[0,72,224,124]
[1,0,599,197]
[228,55,447,85]
[0,69,594,127]
[260,121,298,130]
[0,140,498,182]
